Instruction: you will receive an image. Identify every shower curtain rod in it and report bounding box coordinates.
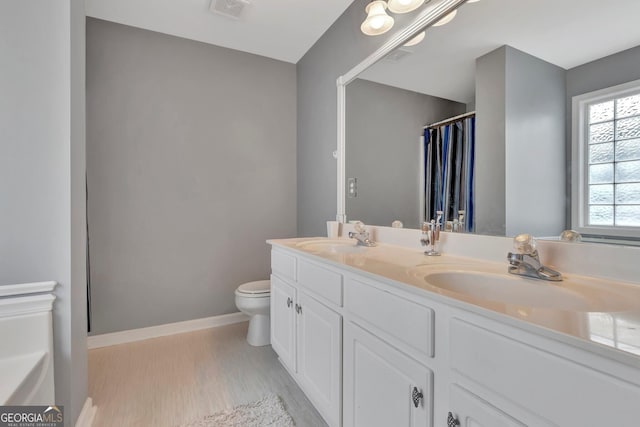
[423,111,476,129]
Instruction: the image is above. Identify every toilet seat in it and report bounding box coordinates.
[235,280,271,298]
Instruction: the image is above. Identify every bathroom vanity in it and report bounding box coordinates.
[268,232,640,427]
[279,0,640,424]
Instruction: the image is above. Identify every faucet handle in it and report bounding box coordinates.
[435,211,443,227]
[560,229,582,242]
[513,233,537,255]
[353,221,366,234]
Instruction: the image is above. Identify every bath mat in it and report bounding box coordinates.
[179,395,295,427]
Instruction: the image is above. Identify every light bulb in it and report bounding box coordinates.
[361,1,394,36]
[433,9,457,27]
[370,16,385,30]
[388,0,424,14]
[403,31,425,47]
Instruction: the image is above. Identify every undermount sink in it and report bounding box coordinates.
[414,268,634,312]
[424,271,593,310]
[296,239,365,254]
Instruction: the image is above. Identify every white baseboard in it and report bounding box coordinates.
[75,397,97,427]
[87,312,249,349]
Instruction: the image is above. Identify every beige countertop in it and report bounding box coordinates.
[269,237,640,367]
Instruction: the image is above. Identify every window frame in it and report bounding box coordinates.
[571,78,640,239]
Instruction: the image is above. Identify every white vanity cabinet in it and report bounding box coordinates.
[343,322,433,427]
[448,385,525,427]
[270,275,297,370]
[269,244,640,427]
[296,289,342,426]
[270,249,342,427]
[447,316,640,427]
[342,276,436,427]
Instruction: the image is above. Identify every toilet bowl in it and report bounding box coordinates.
[235,280,271,346]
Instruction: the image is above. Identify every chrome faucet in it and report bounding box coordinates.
[348,221,376,247]
[507,234,562,281]
[421,211,442,256]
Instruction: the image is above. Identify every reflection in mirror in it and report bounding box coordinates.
[344,0,640,243]
[346,79,466,228]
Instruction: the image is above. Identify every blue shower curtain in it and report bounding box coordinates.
[423,116,475,232]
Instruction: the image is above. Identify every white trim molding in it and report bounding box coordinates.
[75,397,97,427]
[0,281,57,297]
[87,312,249,349]
[0,294,56,318]
[336,0,468,223]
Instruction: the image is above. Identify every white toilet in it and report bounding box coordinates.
[235,280,271,346]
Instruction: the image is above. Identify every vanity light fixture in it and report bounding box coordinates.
[403,30,426,46]
[361,1,395,36]
[432,9,457,26]
[388,0,424,14]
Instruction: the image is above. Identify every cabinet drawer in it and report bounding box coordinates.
[345,277,434,358]
[271,250,296,282]
[450,319,640,426]
[297,259,343,307]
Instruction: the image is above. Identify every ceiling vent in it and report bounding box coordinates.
[209,0,251,19]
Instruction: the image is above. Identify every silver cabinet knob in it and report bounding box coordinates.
[447,412,460,426]
[412,387,423,408]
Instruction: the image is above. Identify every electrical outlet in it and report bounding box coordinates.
[348,178,357,198]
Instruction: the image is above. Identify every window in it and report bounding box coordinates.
[572,79,640,238]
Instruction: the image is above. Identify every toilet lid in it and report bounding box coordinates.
[237,280,270,295]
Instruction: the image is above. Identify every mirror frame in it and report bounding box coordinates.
[335,0,468,223]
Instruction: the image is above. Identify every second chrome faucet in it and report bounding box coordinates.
[348,221,376,247]
[507,234,562,281]
[421,211,442,256]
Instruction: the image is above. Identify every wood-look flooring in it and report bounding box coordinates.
[88,322,328,427]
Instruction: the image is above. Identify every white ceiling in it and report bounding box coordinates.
[85,0,354,63]
[359,0,640,103]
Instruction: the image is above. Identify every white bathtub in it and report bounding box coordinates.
[0,281,57,405]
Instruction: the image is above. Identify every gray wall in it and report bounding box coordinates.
[0,0,87,423]
[475,47,507,236]
[346,79,465,228]
[475,46,566,237]
[86,19,297,334]
[567,45,640,104]
[505,46,566,237]
[297,0,426,236]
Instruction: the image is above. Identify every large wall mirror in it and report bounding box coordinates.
[338,0,640,244]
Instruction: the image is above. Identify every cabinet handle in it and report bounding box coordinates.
[295,303,302,314]
[411,387,423,408]
[287,297,292,308]
[447,412,460,427]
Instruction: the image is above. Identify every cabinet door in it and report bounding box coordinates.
[448,385,525,427]
[296,291,342,427]
[270,275,296,372]
[344,322,433,427]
